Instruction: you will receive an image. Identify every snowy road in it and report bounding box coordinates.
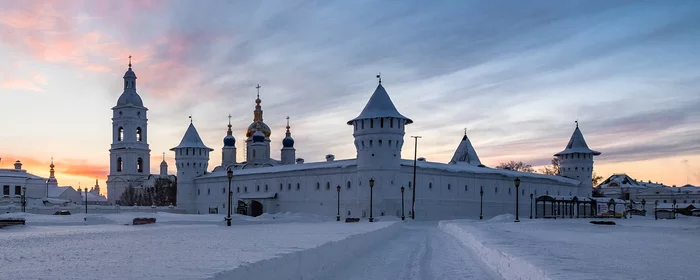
[316,222,500,280]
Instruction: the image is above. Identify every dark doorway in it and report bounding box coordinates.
[250,200,263,217]
[237,200,247,215]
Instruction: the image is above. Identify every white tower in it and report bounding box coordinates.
[171,120,213,213]
[107,58,151,204]
[280,116,296,165]
[554,122,601,197]
[347,76,412,217]
[222,114,237,167]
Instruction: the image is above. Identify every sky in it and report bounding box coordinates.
[1,0,700,196]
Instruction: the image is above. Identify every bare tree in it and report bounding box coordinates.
[495,161,535,173]
[592,171,604,186]
[538,158,560,175]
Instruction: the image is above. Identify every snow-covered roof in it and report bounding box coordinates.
[47,186,71,197]
[170,123,213,151]
[198,159,358,179]
[0,168,46,180]
[449,134,481,166]
[347,83,412,125]
[80,192,108,202]
[402,160,580,185]
[554,126,600,156]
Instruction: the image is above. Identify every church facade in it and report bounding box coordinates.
[108,64,601,219]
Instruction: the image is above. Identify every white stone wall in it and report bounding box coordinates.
[190,163,578,219]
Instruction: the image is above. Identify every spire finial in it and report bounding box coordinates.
[285,116,291,137]
[376,72,382,84]
[256,84,261,99]
[228,114,232,126]
[162,152,165,161]
[128,55,132,68]
[189,115,192,123]
[286,116,290,128]
[575,119,579,128]
[464,127,467,136]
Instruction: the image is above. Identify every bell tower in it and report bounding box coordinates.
[107,57,151,204]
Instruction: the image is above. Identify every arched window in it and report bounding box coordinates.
[296,183,300,190]
[256,185,260,192]
[447,184,451,190]
[136,127,142,142]
[380,118,384,128]
[389,140,392,147]
[316,182,320,190]
[288,183,291,190]
[429,182,432,189]
[347,181,351,189]
[465,185,468,191]
[326,182,330,190]
[369,140,373,148]
[378,140,382,147]
[237,187,240,193]
[117,157,122,172]
[137,158,143,173]
[118,127,124,141]
[409,181,412,189]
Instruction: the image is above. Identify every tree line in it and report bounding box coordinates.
[495,158,603,186]
[118,178,177,206]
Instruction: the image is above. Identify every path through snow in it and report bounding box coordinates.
[316,221,500,280]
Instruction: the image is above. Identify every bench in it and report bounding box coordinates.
[133,218,157,225]
[0,218,26,228]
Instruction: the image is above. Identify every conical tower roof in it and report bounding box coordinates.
[347,83,412,125]
[449,132,482,166]
[554,124,601,156]
[170,123,213,151]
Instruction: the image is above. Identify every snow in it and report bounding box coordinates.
[0,212,397,280]
[440,215,700,280]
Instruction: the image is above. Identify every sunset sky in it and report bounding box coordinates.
[1,0,699,196]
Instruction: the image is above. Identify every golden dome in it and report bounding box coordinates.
[246,121,271,138]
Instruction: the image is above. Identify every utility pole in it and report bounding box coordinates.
[411,135,421,219]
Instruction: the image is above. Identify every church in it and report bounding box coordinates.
[107,63,601,220]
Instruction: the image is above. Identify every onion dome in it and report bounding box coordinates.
[282,116,294,148]
[252,130,265,143]
[116,57,144,107]
[223,116,236,146]
[245,84,272,138]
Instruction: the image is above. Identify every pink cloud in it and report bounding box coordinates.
[1,79,43,92]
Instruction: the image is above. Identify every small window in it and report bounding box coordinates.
[370,119,374,128]
[2,185,8,196]
[237,187,240,193]
[118,127,124,141]
[316,182,320,190]
[280,184,283,191]
[327,182,330,190]
[379,140,382,147]
[265,185,269,191]
[117,157,123,172]
[390,118,394,128]
[522,189,525,196]
[370,140,373,147]
[137,158,143,173]
[447,184,451,190]
[136,127,142,142]
[222,188,225,194]
[197,189,200,195]
[409,181,412,189]
[495,187,498,193]
[663,200,667,203]
[429,183,432,190]
[288,183,291,190]
[296,183,300,190]
[465,185,468,191]
[15,186,21,195]
[207,188,210,195]
[508,188,511,195]
[362,120,365,129]
[380,118,384,128]
[244,186,248,192]
[389,140,392,147]
[256,185,260,192]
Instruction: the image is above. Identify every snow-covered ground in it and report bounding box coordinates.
[314,221,499,280]
[440,215,700,280]
[0,212,397,280]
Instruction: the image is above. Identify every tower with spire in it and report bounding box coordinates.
[449,129,482,166]
[554,121,601,196]
[222,114,237,167]
[171,120,213,212]
[281,116,296,165]
[107,57,151,204]
[245,84,272,163]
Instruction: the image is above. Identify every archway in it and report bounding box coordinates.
[250,200,263,217]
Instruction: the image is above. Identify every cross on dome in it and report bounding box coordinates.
[256,84,261,99]
[376,72,382,84]
[128,55,132,68]
[189,115,193,123]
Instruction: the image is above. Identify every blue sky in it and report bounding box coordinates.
[1,0,699,191]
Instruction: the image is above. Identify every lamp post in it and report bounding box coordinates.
[336,185,341,221]
[84,187,88,214]
[641,199,646,216]
[400,186,405,221]
[369,178,375,222]
[21,187,27,212]
[411,135,421,220]
[514,178,520,222]
[629,200,633,219]
[479,186,484,220]
[226,170,233,226]
[529,193,534,219]
[369,178,374,223]
[672,199,677,219]
[654,200,658,220]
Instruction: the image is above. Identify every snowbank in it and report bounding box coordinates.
[438,220,551,280]
[207,221,402,280]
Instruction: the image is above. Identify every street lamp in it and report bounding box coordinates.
[21,187,27,212]
[514,177,520,222]
[672,199,677,219]
[226,170,233,227]
[411,135,421,220]
[336,185,341,221]
[84,187,88,214]
[400,186,405,221]
[479,186,484,220]
[654,200,658,220]
[629,200,633,219]
[369,178,375,222]
[641,199,646,216]
[529,193,534,219]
